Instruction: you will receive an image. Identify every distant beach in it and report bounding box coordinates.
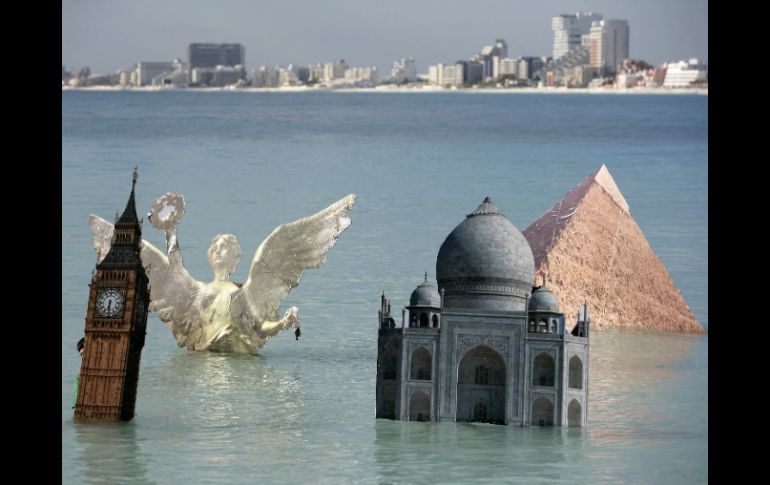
[62,85,707,95]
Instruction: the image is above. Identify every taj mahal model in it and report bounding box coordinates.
[376,197,590,426]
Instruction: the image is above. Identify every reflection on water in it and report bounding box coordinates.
[588,332,704,444]
[156,351,305,430]
[64,332,706,484]
[66,350,307,483]
[141,351,306,476]
[374,421,581,483]
[73,422,153,485]
[63,328,706,484]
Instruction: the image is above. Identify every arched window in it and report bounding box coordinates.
[432,314,439,328]
[410,347,432,380]
[410,314,417,327]
[475,365,489,385]
[569,356,583,389]
[532,397,554,426]
[568,399,582,427]
[473,401,488,422]
[529,321,535,332]
[533,353,555,387]
[419,313,429,328]
[538,319,548,333]
[549,319,557,333]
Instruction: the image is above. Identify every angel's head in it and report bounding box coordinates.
[208,234,242,281]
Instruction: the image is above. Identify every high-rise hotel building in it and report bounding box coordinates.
[187,43,245,86]
[188,43,245,70]
[589,20,630,76]
[551,13,603,60]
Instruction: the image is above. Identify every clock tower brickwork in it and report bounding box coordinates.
[74,169,150,421]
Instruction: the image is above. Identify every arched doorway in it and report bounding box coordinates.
[409,391,431,421]
[532,397,554,426]
[569,356,583,389]
[457,345,506,424]
[568,399,582,427]
[410,347,432,380]
[533,353,555,387]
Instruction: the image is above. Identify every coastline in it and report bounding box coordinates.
[61,84,708,95]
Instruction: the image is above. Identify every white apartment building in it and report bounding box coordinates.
[345,67,378,83]
[662,59,708,87]
[136,60,184,86]
[428,63,464,87]
[323,60,348,82]
[251,66,280,87]
[476,39,508,80]
[497,58,520,78]
[552,13,603,60]
[278,65,300,86]
[589,19,630,75]
[391,58,417,83]
[517,60,529,81]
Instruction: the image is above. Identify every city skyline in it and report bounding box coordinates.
[62,0,708,76]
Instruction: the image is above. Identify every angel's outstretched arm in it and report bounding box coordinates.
[164,228,184,271]
[257,307,299,338]
[142,226,198,307]
[147,191,188,275]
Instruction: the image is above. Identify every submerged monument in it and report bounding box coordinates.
[90,191,357,354]
[75,169,150,421]
[376,198,590,426]
[522,165,703,333]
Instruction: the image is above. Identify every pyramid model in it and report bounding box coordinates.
[522,165,703,333]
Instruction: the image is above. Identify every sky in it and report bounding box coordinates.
[62,0,708,76]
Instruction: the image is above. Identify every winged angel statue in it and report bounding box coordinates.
[90,192,356,355]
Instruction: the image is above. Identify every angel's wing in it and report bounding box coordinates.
[89,214,114,263]
[88,215,202,331]
[241,194,356,321]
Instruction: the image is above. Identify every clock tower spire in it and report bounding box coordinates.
[74,168,150,421]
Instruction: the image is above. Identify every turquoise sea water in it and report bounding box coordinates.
[62,91,707,484]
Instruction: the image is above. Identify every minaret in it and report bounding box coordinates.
[75,168,150,421]
[379,292,389,328]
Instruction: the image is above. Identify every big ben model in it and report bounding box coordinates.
[74,168,149,421]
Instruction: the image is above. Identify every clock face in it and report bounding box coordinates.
[96,288,124,317]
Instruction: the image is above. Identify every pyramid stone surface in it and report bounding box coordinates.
[522,165,703,333]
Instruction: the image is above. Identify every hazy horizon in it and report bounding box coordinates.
[63,0,708,76]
